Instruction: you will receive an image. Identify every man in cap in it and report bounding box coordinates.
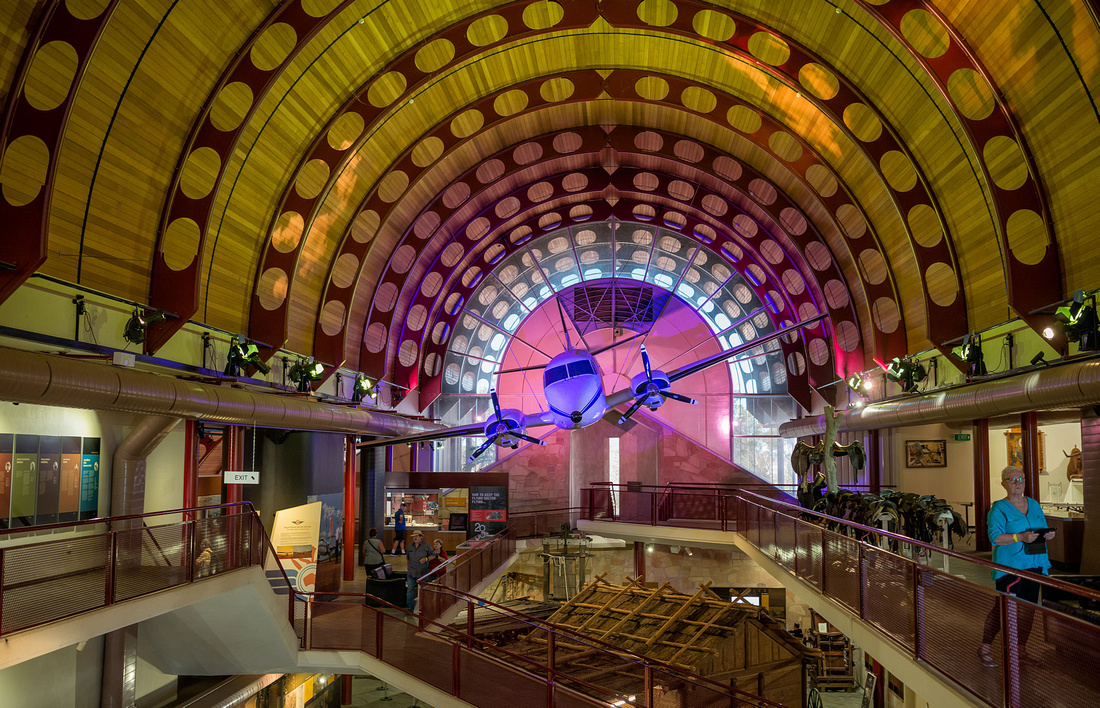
[404,530,438,612]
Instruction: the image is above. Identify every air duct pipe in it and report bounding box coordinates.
[779,359,1100,437]
[0,346,440,438]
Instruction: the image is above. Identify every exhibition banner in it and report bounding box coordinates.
[59,437,82,523]
[269,501,322,595]
[469,485,508,539]
[36,435,61,525]
[0,434,12,530]
[11,435,38,528]
[80,438,100,520]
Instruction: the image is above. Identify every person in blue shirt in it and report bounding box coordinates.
[390,502,407,555]
[978,466,1055,668]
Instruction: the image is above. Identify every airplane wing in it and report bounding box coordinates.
[356,410,556,451]
[605,313,827,408]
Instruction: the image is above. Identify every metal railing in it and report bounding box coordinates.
[581,483,1100,708]
[508,506,583,538]
[417,528,516,628]
[0,503,302,638]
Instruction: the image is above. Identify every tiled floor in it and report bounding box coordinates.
[818,686,868,707]
[344,675,427,708]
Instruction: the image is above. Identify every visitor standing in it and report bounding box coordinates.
[390,502,406,555]
[404,531,437,612]
[978,466,1055,668]
[361,527,386,578]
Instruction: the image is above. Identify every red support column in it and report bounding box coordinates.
[872,658,885,708]
[344,435,356,582]
[224,426,243,505]
[183,420,197,520]
[867,430,881,494]
[974,419,991,553]
[1021,411,1041,499]
[633,541,646,582]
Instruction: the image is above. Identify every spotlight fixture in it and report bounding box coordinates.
[1030,352,1048,366]
[845,373,864,393]
[224,336,270,377]
[1055,289,1100,351]
[885,356,927,393]
[288,358,324,393]
[123,308,166,345]
[352,374,377,403]
[961,333,986,377]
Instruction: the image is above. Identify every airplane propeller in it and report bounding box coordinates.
[617,344,697,424]
[468,388,546,462]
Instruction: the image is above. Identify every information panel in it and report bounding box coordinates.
[80,437,100,521]
[469,485,508,539]
[36,435,61,525]
[0,434,12,530]
[59,436,82,523]
[11,435,38,528]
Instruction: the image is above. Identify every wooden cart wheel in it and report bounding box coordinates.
[808,687,824,708]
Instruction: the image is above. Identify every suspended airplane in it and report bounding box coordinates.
[358,310,826,462]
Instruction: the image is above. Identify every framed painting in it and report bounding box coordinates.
[1005,428,1046,473]
[905,440,947,468]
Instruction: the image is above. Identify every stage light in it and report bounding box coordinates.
[961,334,986,377]
[846,373,863,392]
[288,358,324,392]
[224,336,270,377]
[1031,352,1047,366]
[886,356,927,393]
[123,309,166,345]
[1043,327,1055,340]
[352,374,377,403]
[1055,289,1099,351]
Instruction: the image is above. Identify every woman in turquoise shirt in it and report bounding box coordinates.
[978,466,1055,668]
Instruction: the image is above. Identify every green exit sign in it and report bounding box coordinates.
[954,434,971,441]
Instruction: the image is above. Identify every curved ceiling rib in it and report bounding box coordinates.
[246,1,601,362]
[409,196,822,411]
[374,158,853,404]
[858,0,1062,350]
[0,1,115,304]
[245,13,924,373]
[306,60,908,384]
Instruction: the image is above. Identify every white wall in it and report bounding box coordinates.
[0,638,104,708]
[892,423,974,506]
[0,401,185,518]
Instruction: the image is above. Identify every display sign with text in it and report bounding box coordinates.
[80,437,100,520]
[11,435,38,528]
[469,485,507,539]
[0,434,12,530]
[36,435,61,525]
[59,437,81,523]
[269,501,322,596]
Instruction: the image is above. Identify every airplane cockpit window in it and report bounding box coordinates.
[567,360,595,377]
[544,366,569,385]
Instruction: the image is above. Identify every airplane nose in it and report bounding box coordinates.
[570,411,583,423]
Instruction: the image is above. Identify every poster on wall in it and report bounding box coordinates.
[269,501,322,596]
[36,435,61,526]
[469,485,507,539]
[0,434,12,530]
[58,437,82,523]
[80,438,100,521]
[307,493,343,562]
[11,435,39,528]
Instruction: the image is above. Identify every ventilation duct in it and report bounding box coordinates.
[0,346,440,438]
[779,359,1100,437]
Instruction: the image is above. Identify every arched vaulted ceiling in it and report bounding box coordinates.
[3,0,1098,415]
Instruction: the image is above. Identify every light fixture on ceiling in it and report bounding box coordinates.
[123,308,166,345]
[288,358,324,393]
[352,374,377,403]
[1055,289,1099,351]
[885,356,927,393]
[224,336,270,377]
[961,333,986,377]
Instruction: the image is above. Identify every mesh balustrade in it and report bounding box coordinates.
[576,484,1100,706]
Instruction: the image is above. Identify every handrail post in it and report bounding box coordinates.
[547,630,556,708]
[1002,595,1021,708]
[452,642,461,697]
[644,664,654,708]
[467,598,474,648]
[187,520,195,584]
[650,491,656,526]
[913,565,925,661]
[106,531,118,606]
[0,548,5,634]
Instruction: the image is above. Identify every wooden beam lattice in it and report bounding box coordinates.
[594,582,674,641]
[643,582,712,649]
[572,576,646,633]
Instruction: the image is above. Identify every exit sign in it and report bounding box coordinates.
[954,434,971,441]
[224,470,259,484]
